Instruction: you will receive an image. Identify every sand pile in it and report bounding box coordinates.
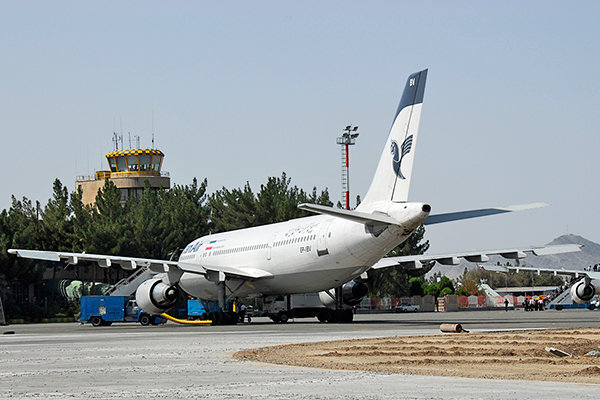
[234,328,600,382]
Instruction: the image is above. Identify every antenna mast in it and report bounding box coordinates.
[336,125,359,210]
[152,105,155,148]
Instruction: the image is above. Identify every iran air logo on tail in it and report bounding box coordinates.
[391,135,413,179]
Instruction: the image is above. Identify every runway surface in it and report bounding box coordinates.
[1,309,599,399]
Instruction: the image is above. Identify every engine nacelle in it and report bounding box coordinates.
[135,278,179,315]
[319,280,369,309]
[570,279,595,304]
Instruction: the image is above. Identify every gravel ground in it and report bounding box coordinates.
[1,311,599,399]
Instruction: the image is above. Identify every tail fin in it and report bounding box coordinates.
[359,69,427,207]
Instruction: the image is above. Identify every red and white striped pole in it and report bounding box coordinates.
[337,125,359,210]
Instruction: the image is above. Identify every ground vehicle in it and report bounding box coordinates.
[81,296,164,326]
[395,303,420,313]
[188,299,219,320]
[187,299,250,324]
[263,293,354,323]
[551,302,598,311]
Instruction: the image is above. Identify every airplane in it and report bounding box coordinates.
[480,264,600,305]
[8,69,582,324]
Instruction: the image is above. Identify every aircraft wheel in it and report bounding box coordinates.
[90,316,103,327]
[555,305,564,311]
[588,304,596,311]
[139,313,152,326]
[317,310,329,323]
[328,311,340,323]
[342,309,354,323]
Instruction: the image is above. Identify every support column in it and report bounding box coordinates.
[335,286,343,310]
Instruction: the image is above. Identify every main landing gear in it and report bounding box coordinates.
[208,277,246,326]
[317,308,354,323]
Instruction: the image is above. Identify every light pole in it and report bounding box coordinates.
[336,125,359,210]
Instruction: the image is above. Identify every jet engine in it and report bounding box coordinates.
[135,278,179,315]
[319,279,369,309]
[570,278,595,304]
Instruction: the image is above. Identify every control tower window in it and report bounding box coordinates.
[127,155,139,171]
[116,156,127,172]
[108,157,117,172]
[139,155,152,171]
[152,155,163,172]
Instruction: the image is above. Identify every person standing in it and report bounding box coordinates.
[238,303,247,323]
[504,298,509,311]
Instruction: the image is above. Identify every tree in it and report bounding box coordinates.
[436,276,454,294]
[209,183,258,232]
[368,225,431,297]
[209,173,332,231]
[408,277,425,296]
[424,283,440,297]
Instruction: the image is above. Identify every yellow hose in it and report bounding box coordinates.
[160,313,212,325]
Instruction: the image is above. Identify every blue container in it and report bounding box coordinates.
[187,299,208,317]
[81,296,129,322]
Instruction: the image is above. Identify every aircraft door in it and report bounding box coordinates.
[316,220,331,256]
[267,234,276,260]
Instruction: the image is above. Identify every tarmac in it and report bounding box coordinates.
[1,309,599,399]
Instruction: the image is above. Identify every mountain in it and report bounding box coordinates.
[425,234,600,281]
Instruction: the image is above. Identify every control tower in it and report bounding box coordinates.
[76,148,170,205]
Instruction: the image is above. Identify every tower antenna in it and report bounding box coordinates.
[336,125,359,210]
[152,103,155,148]
[119,117,124,149]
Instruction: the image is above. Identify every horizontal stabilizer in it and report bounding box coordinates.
[298,203,399,225]
[424,202,549,225]
[371,244,581,270]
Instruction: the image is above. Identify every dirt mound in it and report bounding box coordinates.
[234,327,600,383]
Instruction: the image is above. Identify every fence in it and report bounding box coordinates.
[358,294,522,312]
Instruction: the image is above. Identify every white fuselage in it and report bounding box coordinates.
[176,201,429,300]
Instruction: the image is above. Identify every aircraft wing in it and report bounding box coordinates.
[370,244,582,270]
[7,249,180,270]
[479,264,600,280]
[8,249,272,281]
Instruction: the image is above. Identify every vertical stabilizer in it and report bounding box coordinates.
[359,69,427,207]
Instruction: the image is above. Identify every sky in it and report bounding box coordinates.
[1,1,599,253]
